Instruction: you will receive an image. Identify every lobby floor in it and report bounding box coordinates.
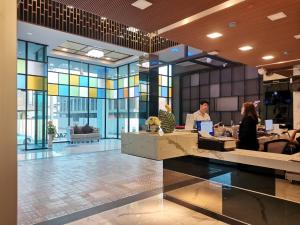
[68,194,227,225]
[18,140,162,225]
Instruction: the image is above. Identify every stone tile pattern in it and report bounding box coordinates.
[68,194,228,225]
[18,149,162,225]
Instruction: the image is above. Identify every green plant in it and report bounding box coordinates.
[47,121,57,135]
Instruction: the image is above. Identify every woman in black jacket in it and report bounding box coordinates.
[238,102,259,150]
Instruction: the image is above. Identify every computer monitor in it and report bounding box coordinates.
[196,120,214,136]
[185,114,194,130]
[265,119,273,131]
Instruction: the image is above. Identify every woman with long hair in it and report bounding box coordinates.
[238,102,259,150]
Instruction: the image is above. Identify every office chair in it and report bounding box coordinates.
[263,139,290,154]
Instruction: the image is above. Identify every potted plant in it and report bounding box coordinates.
[145,116,161,133]
[47,121,57,149]
[158,104,176,133]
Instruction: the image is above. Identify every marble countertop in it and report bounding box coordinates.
[122,132,300,173]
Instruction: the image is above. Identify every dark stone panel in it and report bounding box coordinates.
[245,79,259,95]
[223,187,300,225]
[221,68,232,82]
[232,81,244,96]
[191,86,199,99]
[191,99,199,112]
[232,66,245,81]
[182,87,190,99]
[200,85,210,98]
[163,156,277,196]
[210,84,220,98]
[245,66,259,80]
[221,112,232,126]
[221,83,232,97]
[210,70,220,84]
[199,71,210,85]
[182,75,191,88]
[191,73,200,86]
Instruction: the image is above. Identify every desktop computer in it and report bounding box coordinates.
[196,120,214,136]
[265,119,274,132]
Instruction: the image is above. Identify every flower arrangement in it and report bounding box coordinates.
[47,121,57,135]
[145,116,161,126]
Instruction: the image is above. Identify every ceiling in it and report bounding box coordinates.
[51,0,300,68]
[162,0,300,68]
[52,0,226,32]
[54,41,132,62]
[18,21,142,66]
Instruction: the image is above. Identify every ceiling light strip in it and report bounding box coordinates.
[256,58,300,67]
[157,0,245,35]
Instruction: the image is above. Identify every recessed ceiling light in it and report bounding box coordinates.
[67,5,74,9]
[131,0,152,10]
[86,49,104,58]
[294,34,300,39]
[239,45,253,51]
[26,32,32,35]
[105,57,112,60]
[61,48,68,52]
[262,55,274,60]
[207,51,219,55]
[267,12,287,21]
[206,32,223,39]
[127,27,139,32]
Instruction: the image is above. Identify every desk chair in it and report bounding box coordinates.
[263,139,290,154]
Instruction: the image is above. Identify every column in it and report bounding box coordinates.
[0,0,17,224]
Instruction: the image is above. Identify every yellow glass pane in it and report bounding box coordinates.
[169,88,172,97]
[48,84,58,95]
[106,80,113,89]
[89,88,97,98]
[159,76,162,86]
[70,75,79,86]
[27,76,44,90]
[134,76,139,86]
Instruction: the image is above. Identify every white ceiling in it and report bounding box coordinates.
[17,21,143,67]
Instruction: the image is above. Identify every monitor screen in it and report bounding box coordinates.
[265,119,273,131]
[196,121,214,135]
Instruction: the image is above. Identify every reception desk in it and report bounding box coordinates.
[121,131,300,225]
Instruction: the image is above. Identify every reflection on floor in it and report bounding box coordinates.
[18,139,121,161]
[18,141,162,225]
[68,194,228,225]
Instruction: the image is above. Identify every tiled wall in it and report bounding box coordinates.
[178,65,262,125]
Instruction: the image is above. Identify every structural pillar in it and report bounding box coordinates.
[0,0,17,224]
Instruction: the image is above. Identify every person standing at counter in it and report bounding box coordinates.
[193,100,211,121]
[238,102,259,150]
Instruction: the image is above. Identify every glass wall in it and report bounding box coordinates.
[17,40,47,150]
[158,65,172,110]
[17,40,173,149]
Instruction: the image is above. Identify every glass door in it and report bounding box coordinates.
[26,90,47,150]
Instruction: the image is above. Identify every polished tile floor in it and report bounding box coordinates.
[18,140,162,225]
[68,194,227,225]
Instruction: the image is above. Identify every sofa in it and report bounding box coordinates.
[68,125,100,144]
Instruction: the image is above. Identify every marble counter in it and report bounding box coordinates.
[121,131,198,160]
[121,131,300,173]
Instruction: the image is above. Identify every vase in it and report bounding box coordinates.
[48,134,54,149]
[149,125,159,133]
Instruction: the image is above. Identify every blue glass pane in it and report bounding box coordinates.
[89,65,105,78]
[134,87,139,97]
[118,89,124,98]
[17,74,26,89]
[18,40,26,59]
[48,57,69,73]
[140,102,147,113]
[28,42,46,62]
[79,76,88,86]
[162,87,168,97]
[113,80,118,89]
[107,68,117,79]
[98,88,105,98]
[59,85,69,96]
